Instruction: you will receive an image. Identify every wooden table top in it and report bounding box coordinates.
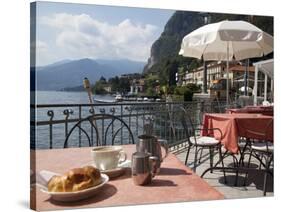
[31,145,224,210]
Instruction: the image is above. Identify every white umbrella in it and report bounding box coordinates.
[179,20,273,103]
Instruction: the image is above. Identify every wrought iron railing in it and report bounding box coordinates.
[30,100,236,150]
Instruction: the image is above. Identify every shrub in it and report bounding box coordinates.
[183,88,193,101]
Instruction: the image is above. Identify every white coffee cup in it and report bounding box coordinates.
[91,146,127,171]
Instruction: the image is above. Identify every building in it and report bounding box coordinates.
[183,61,255,92]
[230,65,255,91]
[129,78,145,94]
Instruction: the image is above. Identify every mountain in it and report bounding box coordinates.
[96,59,145,73]
[143,11,273,74]
[36,59,72,71]
[34,58,145,91]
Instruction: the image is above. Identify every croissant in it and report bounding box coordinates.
[48,166,102,192]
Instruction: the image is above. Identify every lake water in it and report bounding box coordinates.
[35,91,114,104]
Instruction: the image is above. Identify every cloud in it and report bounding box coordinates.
[31,40,49,65]
[36,40,48,52]
[39,13,158,62]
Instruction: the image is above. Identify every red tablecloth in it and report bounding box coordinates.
[202,113,273,154]
[226,106,273,116]
[31,145,223,210]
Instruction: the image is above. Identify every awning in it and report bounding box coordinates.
[253,59,273,78]
[253,59,274,105]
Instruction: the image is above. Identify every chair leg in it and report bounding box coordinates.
[243,149,253,186]
[209,147,214,173]
[219,146,227,184]
[185,145,191,165]
[263,168,268,196]
[232,155,239,184]
[198,148,204,163]
[263,155,273,196]
[193,146,198,172]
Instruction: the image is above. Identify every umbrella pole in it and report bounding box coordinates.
[226,41,229,106]
[83,78,100,145]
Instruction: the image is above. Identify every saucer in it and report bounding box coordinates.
[88,160,131,179]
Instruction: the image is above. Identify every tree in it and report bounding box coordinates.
[99,76,106,83]
[108,76,120,92]
[92,81,106,94]
[119,78,130,93]
[146,87,156,96]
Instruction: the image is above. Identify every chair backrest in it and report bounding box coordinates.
[64,113,135,148]
[179,107,196,140]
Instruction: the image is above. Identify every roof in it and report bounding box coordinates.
[253,59,274,78]
[229,65,255,72]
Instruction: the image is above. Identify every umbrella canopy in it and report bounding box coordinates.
[179,20,273,61]
[179,20,273,104]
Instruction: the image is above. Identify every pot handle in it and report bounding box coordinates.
[158,139,169,160]
[149,156,158,178]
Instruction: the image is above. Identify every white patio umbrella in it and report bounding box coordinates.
[179,20,273,104]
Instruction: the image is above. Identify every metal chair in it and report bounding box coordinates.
[64,113,135,148]
[197,102,220,163]
[243,120,273,196]
[180,107,226,181]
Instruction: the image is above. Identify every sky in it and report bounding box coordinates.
[33,2,174,66]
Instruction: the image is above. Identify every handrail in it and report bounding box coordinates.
[31,100,235,149]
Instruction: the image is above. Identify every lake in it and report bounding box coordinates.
[35,91,114,104]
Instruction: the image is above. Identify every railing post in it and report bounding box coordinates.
[100,108,105,145]
[120,105,123,145]
[142,105,145,134]
[47,110,54,149]
[110,107,116,145]
[125,106,132,144]
[136,107,139,137]
[79,106,82,146]
[89,108,95,146]
[199,100,205,125]
[63,109,73,147]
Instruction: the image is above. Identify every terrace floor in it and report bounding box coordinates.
[172,145,273,198]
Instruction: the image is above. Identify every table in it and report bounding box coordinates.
[226,106,273,116]
[202,113,273,154]
[31,145,224,210]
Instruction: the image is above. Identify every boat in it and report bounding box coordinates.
[115,94,123,102]
[93,98,117,103]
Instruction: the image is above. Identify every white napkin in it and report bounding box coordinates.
[34,170,60,190]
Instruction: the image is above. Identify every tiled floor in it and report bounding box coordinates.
[172,145,273,198]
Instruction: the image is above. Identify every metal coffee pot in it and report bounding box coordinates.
[131,152,158,185]
[136,135,168,174]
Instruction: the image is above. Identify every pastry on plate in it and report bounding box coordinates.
[48,166,102,192]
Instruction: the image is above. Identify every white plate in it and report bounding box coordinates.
[39,172,109,202]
